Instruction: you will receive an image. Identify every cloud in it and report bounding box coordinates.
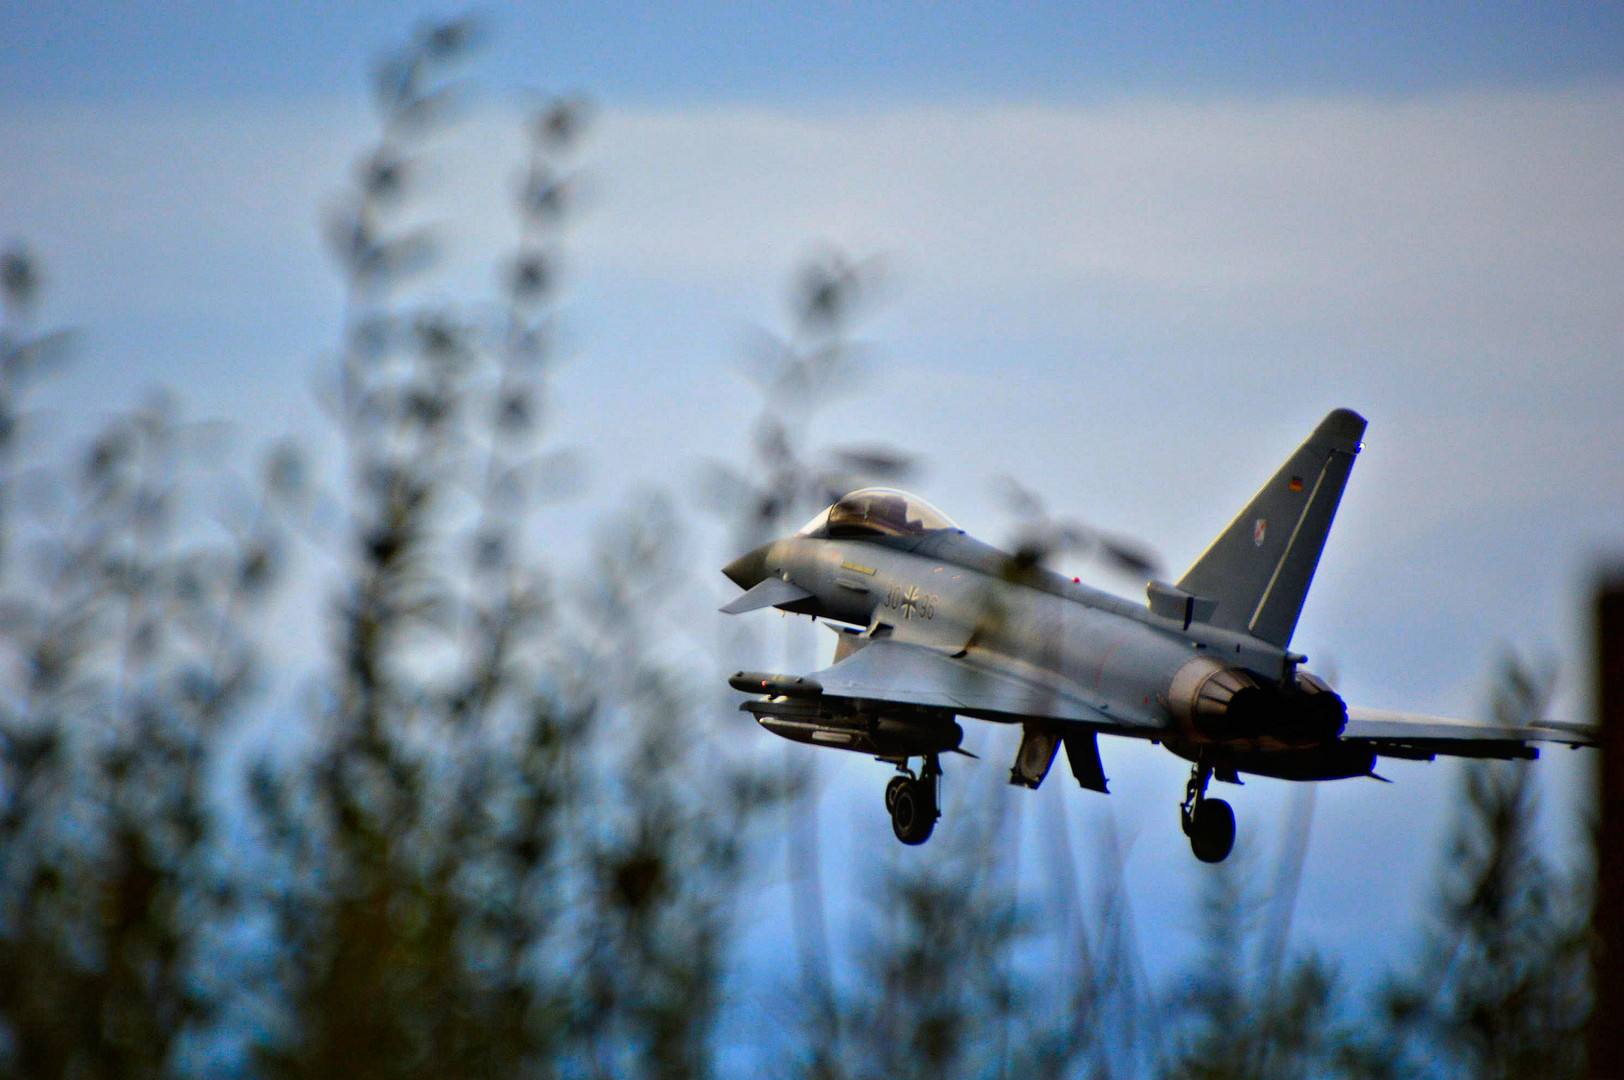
[8,86,1621,364]
[3,84,1621,697]
[580,89,1624,299]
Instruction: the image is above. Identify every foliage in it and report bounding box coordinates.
[1377,658,1591,1080]
[566,495,780,1079]
[0,250,281,1078]
[241,19,781,1080]
[245,22,577,1077]
[704,249,909,553]
[1156,856,1384,1080]
[822,789,1114,1080]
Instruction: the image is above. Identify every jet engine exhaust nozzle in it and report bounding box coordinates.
[1169,657,1347,747]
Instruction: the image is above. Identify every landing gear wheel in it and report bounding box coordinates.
[1189,798,1235,864]
[884,775,909,814]
[890,779,936,846]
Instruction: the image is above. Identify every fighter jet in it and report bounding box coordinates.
[719,408,1594,862]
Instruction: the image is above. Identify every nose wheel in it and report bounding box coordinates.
[1180,759,1235,863]
[887,755,940,845]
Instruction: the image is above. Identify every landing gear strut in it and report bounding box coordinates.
[1180,758,1235,863]
[887,755,940,845]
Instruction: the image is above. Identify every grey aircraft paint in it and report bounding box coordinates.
[720,411,1593,860]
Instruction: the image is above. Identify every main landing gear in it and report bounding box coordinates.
[884,754,941,845]
[1181,757,1236,864]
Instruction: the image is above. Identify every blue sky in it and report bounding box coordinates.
[7,2,1624,106]
[5,0,1624,1036]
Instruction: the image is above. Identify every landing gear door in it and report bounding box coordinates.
[1009,725,1060,789]
[1062,731,1109,794]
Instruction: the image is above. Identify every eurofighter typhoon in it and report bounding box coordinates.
[720,409,1593,862]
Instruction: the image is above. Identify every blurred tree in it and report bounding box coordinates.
[1155,857,1378,1080]
[1377,658,1590,1080]
[837,837,1029,1080]
[705,246,927,1080]
[247,19,592,1079]
[565,495,781,1079]
[0,250,283,1078]
[0,248,72,572]
[248,17,779,1080]
[704,249,910,554]
[823,793,1117,1080]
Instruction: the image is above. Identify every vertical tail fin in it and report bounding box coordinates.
[1176,408,1366,647]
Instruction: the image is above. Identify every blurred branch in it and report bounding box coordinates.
[705,250,916,552]
[253,20,597,1079]
[991,473,1163,583]
[1378,656,1589,1080]
[0,255,283,1080]
[0,244,75,573]
[252,19,782,1080]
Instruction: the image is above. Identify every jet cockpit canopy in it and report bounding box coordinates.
[797,487,960,540]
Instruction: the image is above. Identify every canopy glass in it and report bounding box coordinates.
[796,487,959,539]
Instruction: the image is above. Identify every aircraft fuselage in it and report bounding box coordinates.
[723,416,1588,858]
[736,527,1352,763]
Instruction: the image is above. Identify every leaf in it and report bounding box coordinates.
[827,443,917,481]
[1,246,38,308]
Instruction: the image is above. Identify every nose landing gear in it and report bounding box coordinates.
[1180,758,1236,863]
[886,754,941,845]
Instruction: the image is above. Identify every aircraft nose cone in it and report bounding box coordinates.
[722,542,774,590]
